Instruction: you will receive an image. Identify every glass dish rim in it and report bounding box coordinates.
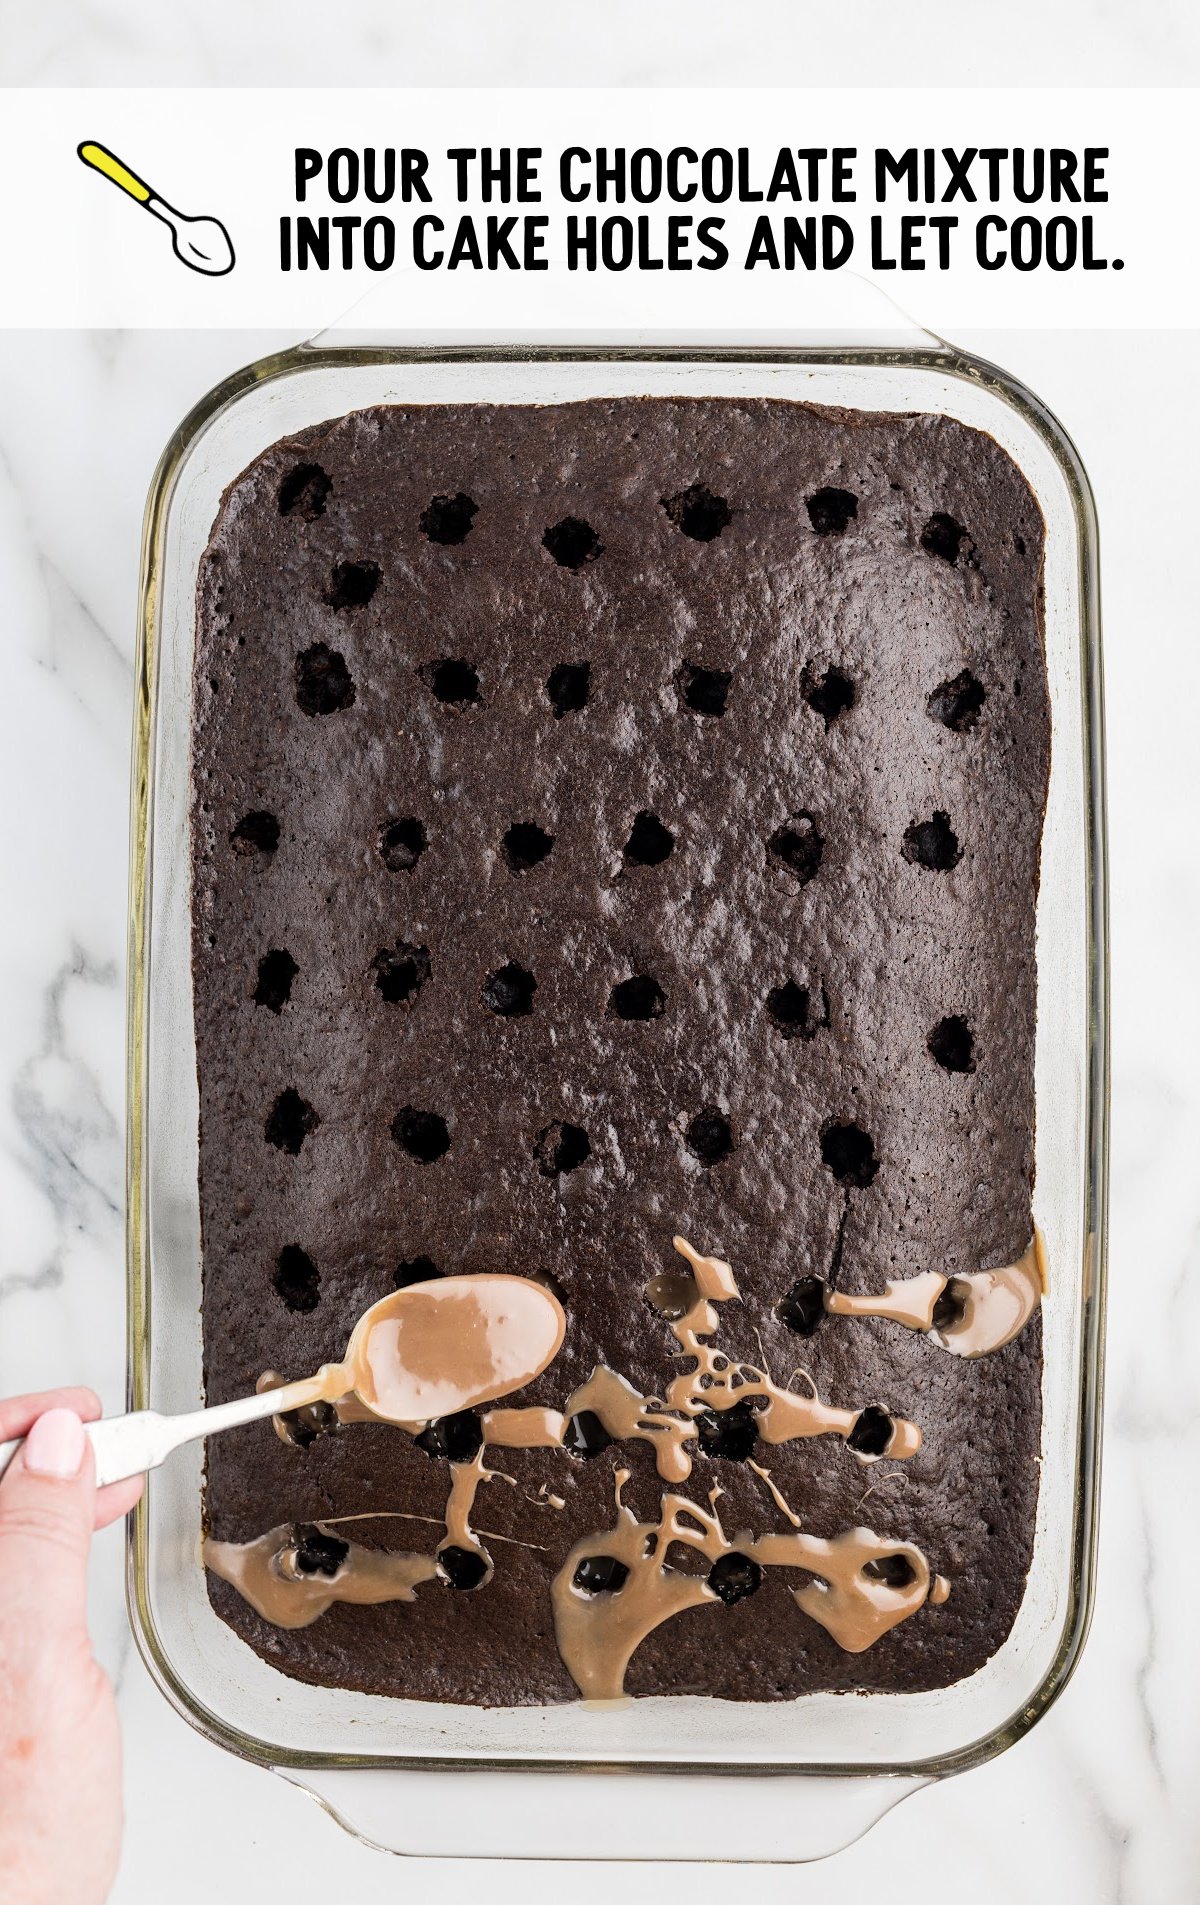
[124,337,1109,1780]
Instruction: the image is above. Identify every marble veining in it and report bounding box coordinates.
[3,948,122,1305]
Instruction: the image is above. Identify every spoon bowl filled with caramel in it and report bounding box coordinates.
[0,1274,566,1488]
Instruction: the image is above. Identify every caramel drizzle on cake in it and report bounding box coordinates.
[205,1448,513,1622]
[561,1235,922,1478]
[206,1229,1042,1680]
[823,1231,1046,1357]
[552,1468,953,1703]
[204,1525,438,1628]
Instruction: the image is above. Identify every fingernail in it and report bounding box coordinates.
[24,1408,86,1480]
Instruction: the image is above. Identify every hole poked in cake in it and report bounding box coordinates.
[563,1411,613,1459]
[325,560,381,610]
[624,810,675,867]
[677,661,732,718]
[846,1405,894,1458]
[277,1398,339,1449]
[902,811,962,872]
[661,1540,712,1580]
[543,517,603,569]
[530,1265,570,1311]
[806,487,858,535]
[932,1279,970,1332]
[546,662,590,718]
[695,1400,759,1461]
[928,1014,976,1073]
[230,811,279,856]
[801,664,855,728]
[685,1107,734,1167]
[391,1107,451,1163]
[573,1554,630,1595]
[278,462,332,520]
[265,1088,320,1155]
[534,1121,591,1177]
[644,1267,697,1322]
[273,1244,321,1313]
[920,513,971,565]
[292,1526,348,1575]
[820,1120,878,1187]
[778,1275,827,1337]
[661,483,732,542]
[863,1552,917,1588]
[927,669,986,732]
[394,1255,442,1289]
[482,961,537,1017]
[768,813,824,886]
[415,1410,483,1462]
[502,821,555,873]
[438,1546,490,1591]
[371,941,431,1006]
[708,1551,764,1605]
[295,643,356,717]
[424,657,481,707]
[378,816,427,872]
[608,974,666,1022]
[254,948,298,1013]
[765,980,829,1041]
[419,492,478,546]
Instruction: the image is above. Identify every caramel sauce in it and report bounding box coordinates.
[826,1269,946,1332]
[551,1470,950,1701]
[648,1236,922,1469]
[934,1234,1045,1357]
[482,1407,567,1448]
[204,1524,437,1628]
[824,1233,1044,1358]
[441,1449,500,1576]
[206,1228,1044,1689]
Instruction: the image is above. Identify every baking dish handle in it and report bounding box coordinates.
[284,1765,932,1863]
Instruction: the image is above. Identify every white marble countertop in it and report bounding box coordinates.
[0,322,1194,1902]
[4,0,1198,89]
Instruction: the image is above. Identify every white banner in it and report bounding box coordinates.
[0,87,1195,329]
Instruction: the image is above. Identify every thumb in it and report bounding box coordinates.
[0,1408,95,1636]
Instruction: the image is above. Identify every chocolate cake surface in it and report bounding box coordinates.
[191,394,1050,1705]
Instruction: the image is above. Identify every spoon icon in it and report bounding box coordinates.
[77,140,235,277]
[0,1273,565,1487]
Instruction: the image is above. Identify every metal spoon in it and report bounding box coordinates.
[0,1275,565,1489]
[77,141,235,277]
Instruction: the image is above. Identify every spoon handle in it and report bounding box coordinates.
[0,1377,327,1490]
[77,141,153,205]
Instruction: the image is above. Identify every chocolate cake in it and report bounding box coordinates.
[191,394,1050,1706]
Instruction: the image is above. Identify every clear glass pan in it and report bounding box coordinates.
[126,341,1107,1860]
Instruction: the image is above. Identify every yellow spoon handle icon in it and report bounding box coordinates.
[76,139,235,275]
[78,140,154,204]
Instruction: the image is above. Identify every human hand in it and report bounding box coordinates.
[0,1390,144,1905]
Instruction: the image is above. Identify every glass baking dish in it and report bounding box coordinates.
[125,339,1107,1863]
